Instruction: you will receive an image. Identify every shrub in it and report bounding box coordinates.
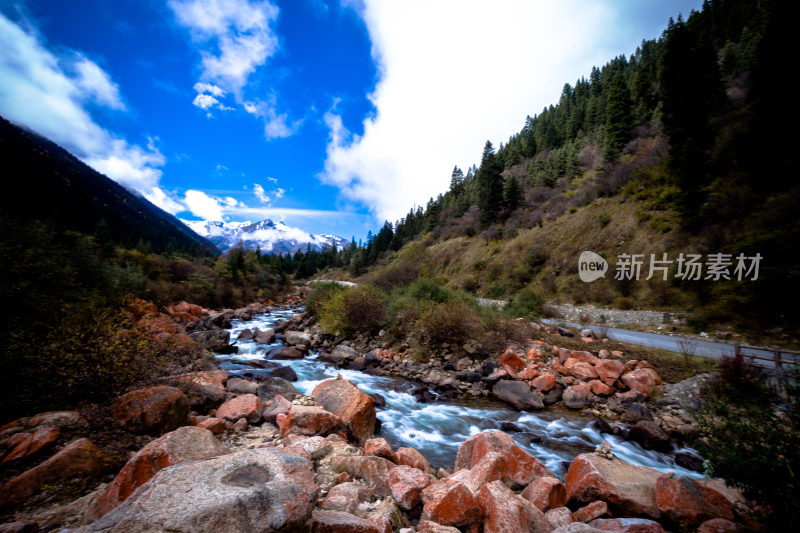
[416,300,482,348]
[504,287,543,319]
[697,359,800,529]
[319,286,385,336]
[370,262,419,290]
[305,282,347,318]
[597,212,611,227]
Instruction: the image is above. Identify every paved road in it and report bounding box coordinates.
[542,318,800,369]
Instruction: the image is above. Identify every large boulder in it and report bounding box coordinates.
[522,476,567,512]
[226,377,259,395]
[189,329,231,351]
[253,328,275,344]
[257,377,300,401]
[312,378,376,445]
[564,453,661,519]
[628,421,671,452]
[594,360,626,387]
[364,438,397,463]
[169,370,228,409]
[421,480,482,528]
[478,480,532,533]
[276,405,343,438]
[387,465,430,510]
[455,431,554,489]
[654,474,735,527]
[90,426,230,518]
[261,395,292,424]
[24,411,89,431]
[492,381,544,410]
[269,366,298,382]
[268,347,304,360]
[564,359,599,382]
[83,448,319,533]
[215,394,262,424]
[111,386,189,435]
[563,384,594,409]
[331,455,395,497]
[499,349,526,373]
[395,447,431,473]
[0,439,109,510]
[320,481,373,514]
[621,369,661,398]
[285,330,312,346]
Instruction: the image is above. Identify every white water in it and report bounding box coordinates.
[216,308,703,479]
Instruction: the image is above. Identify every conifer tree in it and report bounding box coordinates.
[476,141,503,228]
[604,71,633,161]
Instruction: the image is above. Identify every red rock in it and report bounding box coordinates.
[454,431,553,489]
[277,405,342,438]
[478,480,529,533]
[581,337,594,343]
[499,349,526,373]
[262,394,292,423]
[521,476,567,511]
[364,437,397,463]
[563,384,595,409]
[526,347,545,362]
[573,500,610,522]
[556,347,572,363]
[127,298,158,318]
[448,451,506,493]
[697,518,740,532]
[553,360,568,375]
[216,394,262,423]
[26,411,88,430]
[532,373,556,392]
[320,481,373,514]
[396,446,431,473]
[621,369,661,397]
[545,507,574,528]
[594,360,626,387]
[387,465,430,509]
[0,438,108,510]
[1,427,59,465]
[331,455,395,497]
[111,385,189,435]
[565,453,661,519]
[196,417,226,434]
[588,380,614,396]
[421,480,482,527]
[570,351,600,365]
[518,365,540,380]
[416,521,462,533]
[308,508,382,532]
[616,390,645,402]
[312,378,376,445]
[589,518,667,532]
[90,426,229,518]
[564,359,599,381]
[654,474,734,526]
[169,370,228,409]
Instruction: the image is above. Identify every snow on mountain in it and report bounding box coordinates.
[180,218,349,255]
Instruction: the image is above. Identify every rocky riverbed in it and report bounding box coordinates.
[0,295,750,532]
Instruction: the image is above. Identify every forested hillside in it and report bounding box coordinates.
[292,0,798,338]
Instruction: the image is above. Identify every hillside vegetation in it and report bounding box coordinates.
[294,0,798,342]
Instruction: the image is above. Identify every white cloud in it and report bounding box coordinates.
[253,183,270,203]
[184,189,225,220]
[0,13,180,214]
[169,0,297,139]
[323,0,692,222]
[192,81,233,112]
[243,97,298,139]
[169,0,278,93]
[73,54,126,110]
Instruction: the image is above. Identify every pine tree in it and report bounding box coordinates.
[476,141,503,228]
[604,71,633,161]
[502,175,523,217]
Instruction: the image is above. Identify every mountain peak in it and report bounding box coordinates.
[181,218,347,254]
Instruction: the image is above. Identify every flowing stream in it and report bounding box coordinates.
[216,307,702,480]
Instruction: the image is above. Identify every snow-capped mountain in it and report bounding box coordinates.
[180,218,349,255]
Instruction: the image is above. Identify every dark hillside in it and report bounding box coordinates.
[0,116,216,256]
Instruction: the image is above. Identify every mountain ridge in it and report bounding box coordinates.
[181,218,349,255]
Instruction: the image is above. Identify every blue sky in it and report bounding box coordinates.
[0,0,702,241]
